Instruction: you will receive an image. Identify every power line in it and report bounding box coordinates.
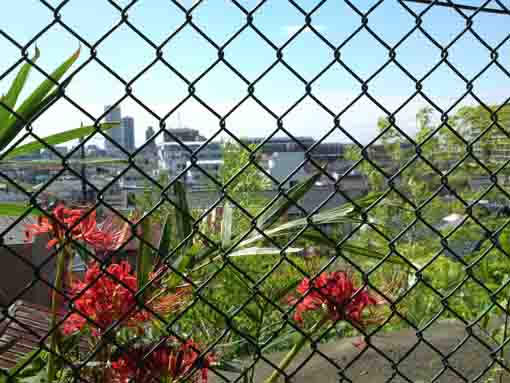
[402,0,510,15]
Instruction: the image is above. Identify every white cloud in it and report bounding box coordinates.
[281,25,327,36]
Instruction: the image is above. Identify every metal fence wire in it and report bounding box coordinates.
[2,0,510,382]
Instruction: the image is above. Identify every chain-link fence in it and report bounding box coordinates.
[1,0,510,382]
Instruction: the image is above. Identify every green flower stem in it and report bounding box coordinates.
[264,317,328,383]
[47,246,68,383]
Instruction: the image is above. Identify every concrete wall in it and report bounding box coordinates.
[0,237,53,307]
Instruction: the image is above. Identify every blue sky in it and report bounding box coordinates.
[1,0,510,147]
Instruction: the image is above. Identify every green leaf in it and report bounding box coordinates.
[0,86,60,154]
[164,182,196,289]
[57,331,81,355]
[256,171,323,231]
[137,215,153,295]
[238,214,361,248]
[500,228,510,256]
[221,202,233,248]
[158,212,173,262]
[0,371,10,383]
[0,203,44,217]
[295,231,407,265]
[173,180,192,242]
[0,47,80,151]
[2,122,119,160]
[226,247,302,258]
[166,181,194,281]
[186,245,220,271]
[239,193,381,248]
[0,47,40,130]
[8,349,47,379]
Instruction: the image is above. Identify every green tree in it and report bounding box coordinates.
[219,142,271,231]
[451,104,510,168]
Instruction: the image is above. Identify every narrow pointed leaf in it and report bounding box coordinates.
[298,231,407,265]
[0,85,61,153]
[2,122,119,159]
[158,212,173,262]
[238,214,362,248]
[187,245,220,270]
[0,47,40,129]
[173,180,192,245]
[0,47,80,151]
[165,183,196,288]
[221,202,233,247]
[256,171,322,231]
[227,247,302,258]
[137,215,153,295]
[239,193,381,248]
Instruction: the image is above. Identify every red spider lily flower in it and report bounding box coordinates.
[288,271,379,327]
[24,204,80,248]
[25,204,128,251]
[94,216,132,252]
[62,261,150,336]
[111,339,215,383]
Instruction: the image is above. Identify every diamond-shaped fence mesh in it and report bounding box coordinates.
[2,0,510,382]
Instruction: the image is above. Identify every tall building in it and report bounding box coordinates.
[122,116,135,153]
[104,105,122,152]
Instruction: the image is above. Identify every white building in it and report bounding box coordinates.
[158,141,222,185]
